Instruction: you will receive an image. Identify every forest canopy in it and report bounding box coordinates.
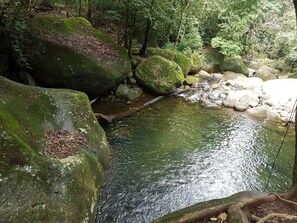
[1,0,296,70]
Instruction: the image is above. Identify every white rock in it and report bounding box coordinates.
[197,70,211,79]
[213,73,224,81]
[262,79,297,108]
[241,77,263,90]
[223,90,259,111]
[248,68,256,77]
[247,106,280,119]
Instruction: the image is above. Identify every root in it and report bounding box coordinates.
[256,213,297,223]
[178,192,294,223]
[269,193,297,206]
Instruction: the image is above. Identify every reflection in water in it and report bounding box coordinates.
[96,97,294,223]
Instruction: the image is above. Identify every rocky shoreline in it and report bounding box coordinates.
[179,71,297,123]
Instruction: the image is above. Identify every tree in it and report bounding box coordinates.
[293,0,297,25]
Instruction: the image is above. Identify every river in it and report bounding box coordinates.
[95,97,294,223]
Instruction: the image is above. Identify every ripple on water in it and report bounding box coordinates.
[96,97,294,223]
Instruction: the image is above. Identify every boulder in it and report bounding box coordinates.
[196,70,212,79]
[222,56,249,76]
[262,79,297,108]
[115,84,143,101]
[223,90,260,111]
[0,76,110,222]
[254,65,280,81]
[189,52,203,74]
[28,16,131,97]
[0,54,9,75]
[147,47,192,76]
[135,55,184,95]
[202,47,224,73]
[247,106,280,119]
[184,75,200,86]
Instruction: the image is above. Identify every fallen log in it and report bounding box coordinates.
[94,88,193,123]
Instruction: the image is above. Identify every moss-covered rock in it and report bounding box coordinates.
[202,48,224,73]
[28,16,131,97]
[115,84,143,101]
[188,52,203,74]
[223,56,249,76]
[184,75,200,86]
[147,48,192,76]
[135,55,184,95]
[0,76,109,222]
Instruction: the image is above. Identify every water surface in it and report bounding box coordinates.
[96,97,294,223]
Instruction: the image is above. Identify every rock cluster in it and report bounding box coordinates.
[180,70,297,123]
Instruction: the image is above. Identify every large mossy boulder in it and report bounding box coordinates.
[0,76,110,222]
[223,56,249,76]
[28,16,131,97]
[189,52,203,74]
[202,48,224,73]
[135,55,184,95]
[146,47,192,76]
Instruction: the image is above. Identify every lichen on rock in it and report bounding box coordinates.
[0,76,109,222]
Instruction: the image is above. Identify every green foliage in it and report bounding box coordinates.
[3,1,31,69]
[211,37,243,57]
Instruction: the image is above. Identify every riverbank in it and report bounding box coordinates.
[179,74,297,124]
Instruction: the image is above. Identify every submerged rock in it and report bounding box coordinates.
[135,55,184,95]
[28,16,131,97]
[0,77,109,222]
[115,84,143,101]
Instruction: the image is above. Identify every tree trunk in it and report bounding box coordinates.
[293,109,297,185]
[293,0,297,28]
[174,1,189,48]
[138,0,156,56]
[86,0,92,21]
[138,18,152,57]
[78,0,82,16]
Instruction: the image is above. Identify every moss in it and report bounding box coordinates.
[147,47,192,76]
[0,76,109,222]
[202,47,224,73]
[135,55,184,95]
[188,52,203,74]
[184,75,200,86]
[29,41,120,96]
[223,56,249,76]
[28,16,131,97]
[31,16,93,36]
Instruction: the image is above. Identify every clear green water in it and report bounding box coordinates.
[96,97,294,223]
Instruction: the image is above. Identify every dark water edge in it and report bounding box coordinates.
[95,97,294,223]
